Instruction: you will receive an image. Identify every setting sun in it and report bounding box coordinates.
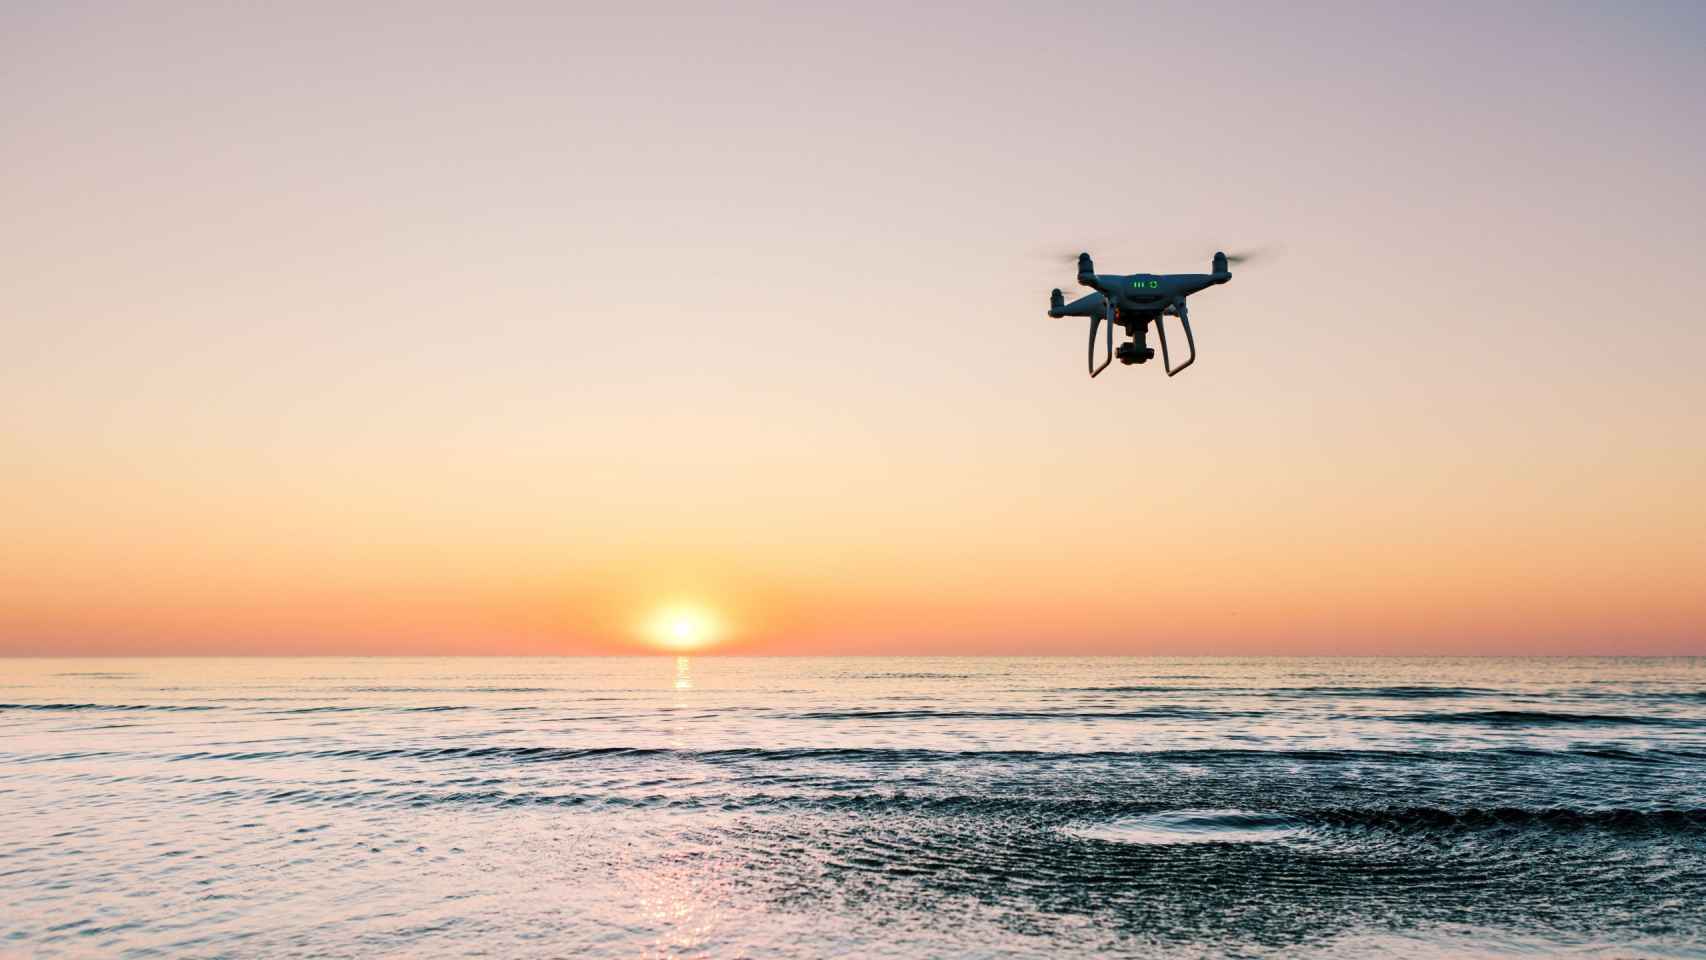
[644,604,721,652]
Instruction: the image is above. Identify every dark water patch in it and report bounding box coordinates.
[1310,805,1706,834]
[1390,709,1700,728]
[768,813,1706,951]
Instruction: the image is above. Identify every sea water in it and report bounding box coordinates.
[2,656,1703,958]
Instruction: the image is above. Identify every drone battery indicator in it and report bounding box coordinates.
[1131,280,1159,288]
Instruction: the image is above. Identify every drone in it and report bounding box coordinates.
[1047,250,1250,377]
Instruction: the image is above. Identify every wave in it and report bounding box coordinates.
[1067,685,1497,699]
[0,702,221,712]
[146,776,1706,837]
[342,687,556,693]
[167,745,674,764]
[1389,709,1702,728]
[1063,685,1225,693]
[0,701,517,715]
[1067,809,1304,845]
[149,742,1706,768]
[260,704,476,714]
[789,707,1258,721]
[852,672,971,680]
[1285,685,1499,698]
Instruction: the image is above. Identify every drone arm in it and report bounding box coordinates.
[1156,301,1196,376]
[1075,252,1109,293]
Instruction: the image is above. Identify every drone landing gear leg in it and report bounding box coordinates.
[1156,301,1196,376]
[1087,299,1114,377]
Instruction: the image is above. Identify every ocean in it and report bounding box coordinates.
[2,656,1703,958]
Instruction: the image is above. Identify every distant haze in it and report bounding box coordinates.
[3,2,1703,655]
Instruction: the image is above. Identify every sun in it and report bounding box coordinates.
[644,604,720,652]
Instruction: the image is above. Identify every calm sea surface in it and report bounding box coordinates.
[2,657,1704,959]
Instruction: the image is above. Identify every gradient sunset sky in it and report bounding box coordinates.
[4,2,1703,656]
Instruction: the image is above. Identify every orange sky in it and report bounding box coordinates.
[3,4,1703,656]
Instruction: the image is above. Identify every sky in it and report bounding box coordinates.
[3,1,1703,656]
